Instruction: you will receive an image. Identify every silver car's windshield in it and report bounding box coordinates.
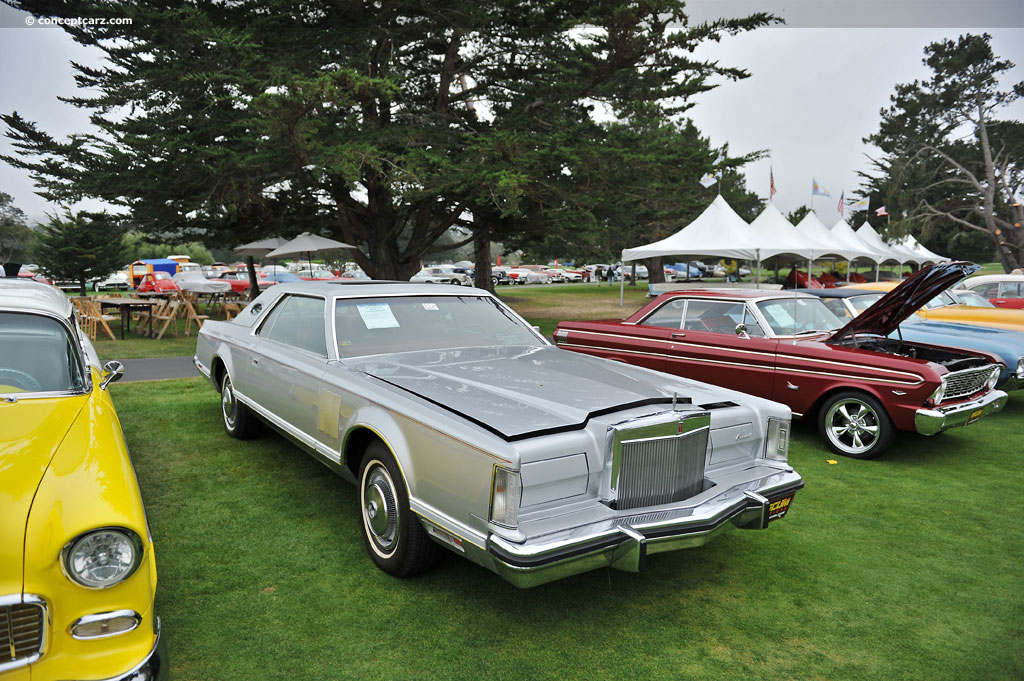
[334,295,542,358]
[0,312,87,394]
[756,297,844,336]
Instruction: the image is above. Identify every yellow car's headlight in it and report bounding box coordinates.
[61,528,143,589]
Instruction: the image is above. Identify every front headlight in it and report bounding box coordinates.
[764,417,790,462]
[489,466,521,528]
[61,528,143,589]
[929,379,947,405]
[1016,357,1024,379]
[987,366,1001,390]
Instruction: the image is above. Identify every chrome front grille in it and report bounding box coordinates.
[943,365,995,402]
[612,412,710,511]
[0,599,45,670]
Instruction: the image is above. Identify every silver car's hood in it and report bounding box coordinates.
[348,346,697,440]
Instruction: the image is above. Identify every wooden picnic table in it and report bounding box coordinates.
[97,297,161,340]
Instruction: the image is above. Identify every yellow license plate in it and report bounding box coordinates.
[966,408,984,425]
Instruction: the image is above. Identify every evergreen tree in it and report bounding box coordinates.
[0,191,33,271]
[31,211,127,295]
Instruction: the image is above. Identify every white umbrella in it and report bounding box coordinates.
[233,237,288,257]
[265,232,357,273]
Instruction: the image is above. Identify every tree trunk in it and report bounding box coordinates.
[472,229,494,293]
[647,257,665,284]
[78,277,87,297]
[629,262,637,286]
[245,256,260,301]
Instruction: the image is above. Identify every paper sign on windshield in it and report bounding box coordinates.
[357,303,400,329]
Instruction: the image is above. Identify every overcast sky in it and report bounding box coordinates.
[1,2,1022,228]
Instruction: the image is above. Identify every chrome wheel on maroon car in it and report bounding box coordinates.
[819,391,895,459]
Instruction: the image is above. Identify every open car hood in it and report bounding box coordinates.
[829,261,981,343]
[350,346,687,441]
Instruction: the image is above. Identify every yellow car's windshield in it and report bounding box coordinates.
[0,312,87,394]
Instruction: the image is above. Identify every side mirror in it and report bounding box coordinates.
[100,360,125,390]
[735,323,750,339]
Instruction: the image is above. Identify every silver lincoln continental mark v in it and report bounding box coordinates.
[194,282,803,587]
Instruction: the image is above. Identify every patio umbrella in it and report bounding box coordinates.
[265,232,357,273]
[232,237,288,300]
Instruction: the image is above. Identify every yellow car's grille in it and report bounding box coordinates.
[0,601,45,670]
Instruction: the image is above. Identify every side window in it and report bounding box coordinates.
[822,298,851,319]
[256,295,328,356]
[999,282,1022,298]
[741,307,767,337]
[971,283,999,298]
[641,299,686,329]
[683,300,745,334]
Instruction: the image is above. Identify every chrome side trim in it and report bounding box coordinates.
[559,341,924,387]
[193,355,211,378]
[68,610,142,640]
[234,390,342,464]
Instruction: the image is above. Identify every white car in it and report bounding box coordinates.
[92,271,131,291]
[507,268,548,285]
[172,270,234,294]
[543,268,566,283]
[410,267,472,286]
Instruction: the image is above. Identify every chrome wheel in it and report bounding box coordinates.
[221,375,238,429]
[361,461,400,558]
[824,398,880,455]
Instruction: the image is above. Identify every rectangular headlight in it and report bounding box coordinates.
[490,466,521,528]
[765,417,790,462]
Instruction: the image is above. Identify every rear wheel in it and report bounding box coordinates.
[220,372,261,439]
[818,391,894,459]
[358,442,439,578]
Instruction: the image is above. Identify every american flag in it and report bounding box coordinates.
[770,167,777,199]
[837,190,845,216]
[876,205,888,217]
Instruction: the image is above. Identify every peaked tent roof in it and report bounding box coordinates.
[855,222,920,264]
[895,235,950,263]
[621,195,759,262]
[747,203,834,259]
[795,212,877,261]
[830,219,888,263]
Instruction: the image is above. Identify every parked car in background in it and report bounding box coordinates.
[136,271,181,293]
[848,281,1024,332]
[298,269,345,282]
[555,262,1008,459]
[194,282,802,588]
[92,270,131,291]
[957,274,1024,309]
[802,287,1024,392]
[17,267,52,285]
[258,271,303,289]
[506,267,548,285]
[411,267,472,286]
[0,279,167,679]
[173,270,234,294]
[542,268,566,283]
[558,269,584,282]
[211,271,254,295]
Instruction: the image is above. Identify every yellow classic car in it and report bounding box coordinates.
[846,281,1024,332]
[0,279,166,681]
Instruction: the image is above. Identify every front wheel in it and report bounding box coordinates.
[221,372,261,439]
[359,442,440,578]
[818,391,894,459]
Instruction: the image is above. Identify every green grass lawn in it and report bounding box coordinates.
[111,378,1024,681]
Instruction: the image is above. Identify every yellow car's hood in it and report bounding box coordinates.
[0,395,88,592]
[922,305,1024,331]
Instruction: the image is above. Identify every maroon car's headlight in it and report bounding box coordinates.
[928,379,947,405]
[986,366,1000,390]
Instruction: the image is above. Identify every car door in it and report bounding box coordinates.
[243,294,329,442]
[993,282,1024,309]
[625,297,778,399]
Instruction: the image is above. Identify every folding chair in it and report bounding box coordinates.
[181,296,209,336]
[152,299,180,340]
[82,298,119,341]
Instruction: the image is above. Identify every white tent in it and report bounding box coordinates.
[795,212,877,261]
[895,235,950,263]
[621,195,759,261]
[855,222,919,264]
[747,203,840,283]
[831,219,888,263]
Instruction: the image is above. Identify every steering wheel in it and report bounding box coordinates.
[0,368,44,392]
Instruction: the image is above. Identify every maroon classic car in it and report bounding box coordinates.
[555,262,1008,459]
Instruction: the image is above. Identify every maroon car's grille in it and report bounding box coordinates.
[616,428,709,510]
[943,366,995,402]
[0,601,45,669]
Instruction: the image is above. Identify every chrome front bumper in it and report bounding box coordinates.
[914,390,1008,436]
[61,617,167,681]
[487,467,803,589]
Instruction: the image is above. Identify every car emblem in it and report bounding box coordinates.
[787,382,800,391]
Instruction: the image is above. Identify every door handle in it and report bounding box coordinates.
[671,332,687,338]
[251,356,260,366]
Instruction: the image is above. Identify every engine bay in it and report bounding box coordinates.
[833,336,991,371]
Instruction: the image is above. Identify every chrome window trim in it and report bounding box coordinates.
[0,593,49,673]
[0,307,93,398]
[68,610,142,640]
